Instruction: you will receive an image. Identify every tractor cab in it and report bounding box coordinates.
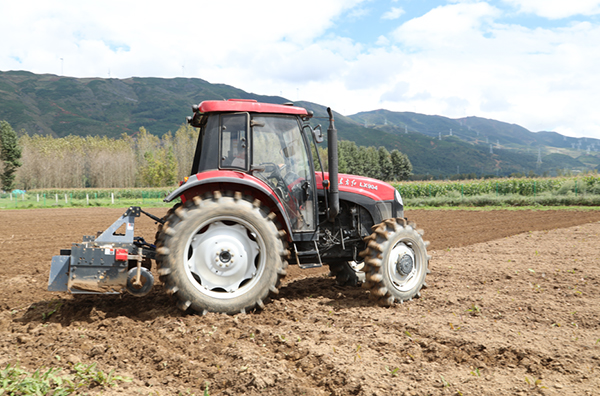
[178,99,319,239]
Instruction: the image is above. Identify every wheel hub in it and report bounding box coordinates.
[387,242,417,292]
[187,221,259,293]
[396,254,414,276]
[217,250,232,268]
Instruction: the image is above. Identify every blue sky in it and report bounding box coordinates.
[331,1,600,44]
[1,1,600,139]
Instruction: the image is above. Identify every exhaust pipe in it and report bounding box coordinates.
[327,107,339,222]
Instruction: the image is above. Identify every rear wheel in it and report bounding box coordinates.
[156,191,288,314]
[361,219,430,306]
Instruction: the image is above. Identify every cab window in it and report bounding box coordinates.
[220,113,248,170]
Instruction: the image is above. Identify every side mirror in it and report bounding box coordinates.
[305,124,324,143]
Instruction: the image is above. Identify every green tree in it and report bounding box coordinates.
[361,146,380,179]
[0,121,23,191]
[337,141,349,174]
[339,140,362,176]
[377,146,393,181]
[390,149,413,181]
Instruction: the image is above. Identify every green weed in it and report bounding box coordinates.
[354,345,362,362]
[385,366,400,377]
[0,361,130,395]
[466,304,481,315]
[525,376,547,389]
[440,375,450,388]
[42,300,62,321]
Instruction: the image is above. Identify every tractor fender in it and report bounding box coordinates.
[164,171,294,238]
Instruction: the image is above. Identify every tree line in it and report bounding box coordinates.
[11,124,198,190]
[1,120,412,190]
[313,141,412,182]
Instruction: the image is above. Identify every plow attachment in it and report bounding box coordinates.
[48,206,159,296]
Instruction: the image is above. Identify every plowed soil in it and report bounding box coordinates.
[1,207,600,395]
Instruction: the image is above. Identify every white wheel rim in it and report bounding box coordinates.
[387,241,419,292]
[184,216,265,299]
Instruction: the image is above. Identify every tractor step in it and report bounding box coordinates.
[298,262,322,269]
[293,241,323,269]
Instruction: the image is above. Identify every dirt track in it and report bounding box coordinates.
[1,207,600,395]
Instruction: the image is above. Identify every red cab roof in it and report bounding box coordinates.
[197,99,309,116]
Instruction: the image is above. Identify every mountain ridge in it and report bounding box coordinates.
[1,70,598,177]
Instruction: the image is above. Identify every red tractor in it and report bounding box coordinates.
[48,99,430,314]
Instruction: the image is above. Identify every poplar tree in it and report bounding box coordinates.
[0,121,22,191]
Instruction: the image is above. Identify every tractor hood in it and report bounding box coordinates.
[315,172,396,202]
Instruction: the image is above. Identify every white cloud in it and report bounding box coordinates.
[380,81,410,101]
[344,48,409,90]
[0,0,364,78]
[358,2,600,137]
[501,0,600,19]
[1,1,600,138]
[480,89,512,112]
[391,2,500,50]
[382,7,405,20]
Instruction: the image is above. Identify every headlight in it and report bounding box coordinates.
[395,188,403,206]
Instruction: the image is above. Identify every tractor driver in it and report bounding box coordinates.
[222,130,247,169]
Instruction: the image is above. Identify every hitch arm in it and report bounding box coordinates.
[140,208,165,224]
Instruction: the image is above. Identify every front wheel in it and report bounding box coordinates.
[361,218,430,306]
[156,191,288,314]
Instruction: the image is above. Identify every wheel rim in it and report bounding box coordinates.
[183,216,265,299]
[386,241,419,292]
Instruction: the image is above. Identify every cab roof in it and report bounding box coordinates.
[197,99,309,116]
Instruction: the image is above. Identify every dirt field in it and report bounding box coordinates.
[1,207,600,395]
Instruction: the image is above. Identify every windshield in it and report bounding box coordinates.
[252,115,314,232]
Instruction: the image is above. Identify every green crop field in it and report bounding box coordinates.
[0,188,173,209]
[2,175,600,210]
[393,175,600,208]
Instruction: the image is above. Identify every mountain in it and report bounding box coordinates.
[1,70,598,177]
[0,70,285,138]
[348,109,600,176]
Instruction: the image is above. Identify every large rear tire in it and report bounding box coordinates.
[156,191,288,314]
[361,218,430,306]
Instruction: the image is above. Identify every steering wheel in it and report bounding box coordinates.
[259,162,290,201]
[261,162,282,175]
